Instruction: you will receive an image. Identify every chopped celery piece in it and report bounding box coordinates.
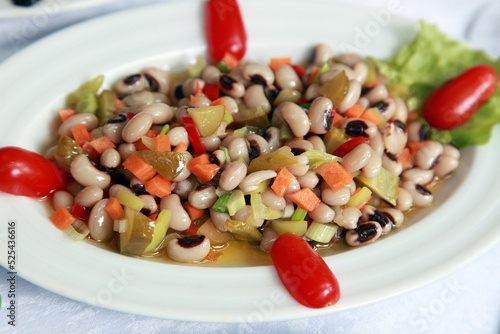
[97,89,117,125]
[356,167,399,206]
[279,123,294,141]
[187,105,225,137]
[212,193,231,213]
[346,187,372,207]
[67,74,104,108]
[271,220,308,236]
[66,220,90,241]
[223,109,233,124]
[143,209,171,253]
[227,189,246,216]
[301,150,341,171]
[216,60,231,73]
[160,124,170,135]
[54,135,84,168]
[273,89,302,105]
[248,146,298,173]
[188,55,207,78]
[251,193,284,220]
[314,63,331,83]
[291,207,308,221]
[219,146,231,164]
[116,189,146,212]
[224,219,262,242]
[197,219,233,243]
[306,222,338,243]
[76,90,98,114]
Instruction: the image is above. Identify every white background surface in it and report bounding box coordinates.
[0,0,499,333]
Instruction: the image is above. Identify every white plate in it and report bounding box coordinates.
[0,0,115,18]
[1,0,500,323]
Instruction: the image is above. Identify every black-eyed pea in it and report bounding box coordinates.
[362,83,388,104]
[308,97,334,135]
[407,122,430,143]
[304,83,321,101]
[434,156,459,178]
[402,168,434,185]
[383,121,408,155]
[209,150,226,167]
[122,91,155,107]
[280,102,310,137]
[322,187,350,206]
[378,207,405,227]
[260,227,280,252]
[233,205,264,227]
[286,154,309,177]
[261,188,286,211]
[219,161,247,191]
[52,190,74,211]
[443,144,460,160]
[58,113,99,137]
[336,206,361,230]
[352,61,369,83]
[312,44,334,65]
[183,78,205,97]
[285,175,301,195]
[172,179,196,200]
[247,134,271,157]
[239,170,277,194]
[209,208,230,232]
[188,185,217,210]
[118,143,136,161]
[244,85,272,113]
[307,135,326,152]
[189,94,211,108]
[242,62,275,86]
[401,180,433,207]
[391,96,408,123]
[121,112,153,143]
[345,221,382,246]
[168,126,190,147]
[137,195,157,216]
[167,235,210,263]
[395,187,413,212]
[201,135,222,153]
[75,186,104,208]
[341,143,372,173]
[219,74,245,98]
[265,127,281,151]
[114,73,147,96]
[297,171,319,189]
[275,64,303,92]
[172,151,192,182]
[360,205,391,233]
[139,103,173,124]
[70,154,111,189]
[346,181,357,195]
[322,64,355,82]
[382,151,403,176]
[371,98,396,121]
[362,150,382,178]
[338,79,362,113]
[228,137,249,164]
[219,134,234,148]
[88,199,114,242]
[342,118,378,139]
[104,121,127,145]
[413,141,443,170]
[356,97,370,109]
[281,203,295,218]
[160,194,191,230]
[286,139,313,155]
[143,67,171,95]
[100,148,121,169]
[90,127,104,140]
[219,96,239,114]
[309,203,335,223]
[152,92,170,105]
[335,53,364,67]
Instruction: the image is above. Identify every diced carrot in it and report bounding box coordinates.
[270,57,292,72]
[173,142,188,152]
[291,64,306,78]
[144,174,172,198]
[307,67,321,85]
[407,111,419,122]
[345,104,365,118]
[190,95,204,104]
[184,201,206,221]
[195,79,203,95]
[89,136,116,155]
[397,147,413,171]
[71,123,92,147]
[286,188,321,212]
[122,153,157,183]
[185,224,199,236]
[221,52,239,70]
[211,98,230,111]
[330,112,344,127]
[58,109,77,122]
[146,129,159,138]
[115,98,127,109]
[82,142,99,161]
[50,206,75,230]
[271,168,294,198]
[316,160,353,192]
[154,134,171,152]
[407,141,429,154]
[191,163,220,183]
[360,107,383,126]
[148,214,158,221]
[367,78,380,87]
[187,154,210,172]
[104,197,124,220]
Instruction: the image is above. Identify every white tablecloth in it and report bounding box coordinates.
[0,0,499,333]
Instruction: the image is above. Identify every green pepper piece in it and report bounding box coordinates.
[76,90,98,114]
[97,90,117,125]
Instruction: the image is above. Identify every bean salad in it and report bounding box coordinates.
[47,43,461,265]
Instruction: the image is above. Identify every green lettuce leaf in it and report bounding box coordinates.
[372,22,500,149]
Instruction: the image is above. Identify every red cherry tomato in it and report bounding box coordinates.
[423,64,498,130]
[0,146,67,198]
[270,233,341,308]
[205,0,247,61]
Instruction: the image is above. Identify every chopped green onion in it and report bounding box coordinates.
[219,146,231,164]
[291,207,308,221]
[216,60,231,73]
[113,218,127,233]
[223,109,233,124]
[160,124,170,135]
[306,222,338,243]
[66,220,90,241]
[212,193,231,213]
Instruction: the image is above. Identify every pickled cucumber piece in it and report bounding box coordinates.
[224,219,262,242]
[119,207,158,255]
[75,90,98,114]
[97,90,118,125]
[197,219,233,244]
[247,146,298,173]
[187,105,225,137]
[251,193,284,220]
[273,89,302,105]
[346,187,372,207]
[356,167,399,206]
[301,150,341,171]
[271,220,308,236]
[54,135,84,168]
[134,151,186,180]
[319,70,349,107]
[323,127,347,153]
[67,75,104,108]
[233,105,270,129]
[227,190,246,216]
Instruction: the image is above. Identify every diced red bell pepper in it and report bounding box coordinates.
[72,203,90,223]
[332,137,367,157]
[182,117,206,155]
